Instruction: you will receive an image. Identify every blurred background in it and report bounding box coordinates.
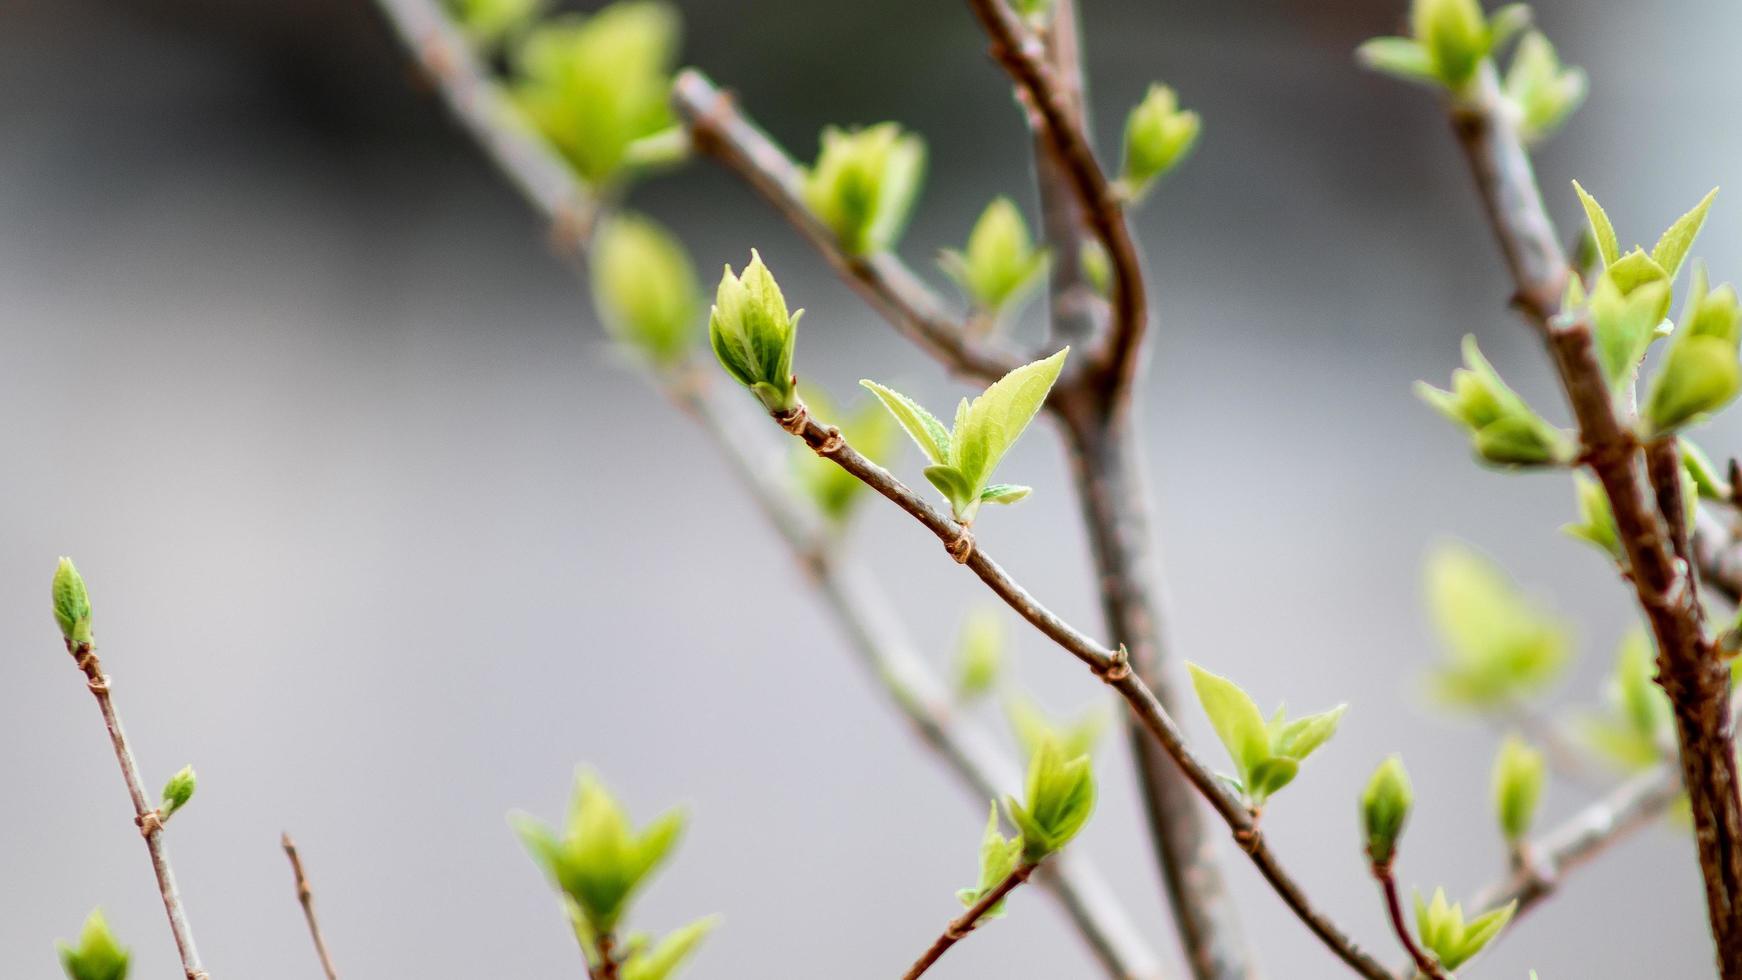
[4,0,1741,976]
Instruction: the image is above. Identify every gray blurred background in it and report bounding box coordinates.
[4,0,1740,976]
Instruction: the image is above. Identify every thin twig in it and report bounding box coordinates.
[282,834,340,980]
[594,933,621,980]
[668,71,1017,384]
[776,402,1391,980]
[365,3,1164,974]
[64,640,208,980]
[902,863,1037,980]
[1373,864,1444,980]
[1446,62,1742,973]
[961,0,1147,400]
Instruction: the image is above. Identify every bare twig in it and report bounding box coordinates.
[1373,864,1444,980]
[775,401,1392,980]
[1446,62,1742,973]
[64,640,208,980]
[282,834,340,980]
[1694,506,1742,603]
[902,863,1037,980]
[962,0,1147,400]
[669,71,1018,384]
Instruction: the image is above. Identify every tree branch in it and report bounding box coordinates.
[668,70,1019,385]
[282,834,340,980]
[961,0,1147,400]
[63,639,208,980]
[1029,0,1104,350]
[902,863,1037,980]
[773,400,1392,980]
[1445,62,1742,974]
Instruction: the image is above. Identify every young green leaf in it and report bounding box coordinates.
[1118,84,1200,199]
[940,198,1049,315]
[1356,37,1441,86]
[801,124,926,256]
[1643,265,1742,435]
[1189,663,1343,808]
[1651,187,1719,281]
[1424,544,1571,707]
[1571,180,1619,268]
[1680,437,1731,501]
[591,212,700,365]
[1417,336,1574,467]
[1589,272,1671,389]
[1415,888,1516,971]
[620,916,718,980]
[52,556,93,649]
[1006,734,1097,862]
[710,251,802,412]
[956,804,1023,918]
[979,484,1032,505]
[859,381,950,464]
[58,910,129,980]
[1502,31,1585,144]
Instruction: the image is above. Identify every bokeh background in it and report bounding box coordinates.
[5,0,1742,976]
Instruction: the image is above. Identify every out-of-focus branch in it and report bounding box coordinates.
[669,71,1019,385]
[1029,0,1104,350]
[1694,507,1742,603]
[1446,62,1742,973]
[774,399,1392,980]
[282,834,341,980]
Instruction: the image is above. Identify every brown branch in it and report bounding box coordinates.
[775,401,1392,980]
[1447,63,1742,974]
[668,70,1018,385]
[282,834,340,980]
[962,0,1147,401]
[1373,865,1445,980]
[64,640,208,980]
[594,933,621,980]
[903,863,1037,980]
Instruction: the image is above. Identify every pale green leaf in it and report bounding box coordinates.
[1572,180,1619,267]
[860,380,950,464]
[1651,187,1719,280]
[1187,663,1270,780]
[951,348,1069,493]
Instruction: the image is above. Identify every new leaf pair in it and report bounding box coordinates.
[1189,664,1345,810]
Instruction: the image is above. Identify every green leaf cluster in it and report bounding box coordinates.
[956,804,1023,919]
[710,251,803,412]
[1491,736,1544,842]
[1578,629,1673,771]
[862,349,1068,523]
[801,124,926,257]
[1415,888,1515,971]
[510,772,686,935]
[58,910,128,980]
[1417,336,1575,467]
[954,607,1006,701]
[1357,0,1530,90]
[1502,32,1585,144]
[1423,543,1571,707]
[1360,755,1413,867]
[52,556,92,648]
[1005,734,1096,862]
[940,198,1048,317]
[591,212,700,366]
[1005,694,1107,761]
[509,1,681,185]
[790,384,897,524]
[1119,84,1200,200]
[1188,663,1345,809]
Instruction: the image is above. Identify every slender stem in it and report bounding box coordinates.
[594,933,620,980]
[902,863,1037,980]
[65,641,208,980]
[366,4,1163,974]
[282,834,340,980]
[777,402,1391,979]
[668,71,1017,385]
[1648,437,1699,585]
[1447,62,1742,975]
[962,0,1147,400]
[1372,864,1444,980]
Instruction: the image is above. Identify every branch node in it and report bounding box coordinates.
[774,402,810,436]
[137,809,164,838]
[945,525,976,565]
[813,425,845,456]
[1232,825,1263,855]
[87,674,110,695]
[1094,644,1132,683]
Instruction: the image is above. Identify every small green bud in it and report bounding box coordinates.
[1644,264,1742,436]
[1417,336,1575,468]
[160,765,197,820]
[1564,473,1623,564]
[58,909,129,980]
[53,557,93,649]
[1415,888,1515,971]
[510,1,681,184]
[954,608,1005,701]
[1491,737,1545,843]
[1079,240,1112,298]
[1588,268,1671,390]
[939,198,1048,316]
[1361,755,1413,867]
[709,251,802,413]
[619,915,718,980]
[445,0,545,48]
[1423,543,1571,707]
[1502,32,1586,144]
[1118,84,1200,199]
[801,123,926,256]
[590,213,700,365]
[1410,0,1503,88]
[956,803,1023,918]
[1005,734,1096,862]
[510,771,685,934]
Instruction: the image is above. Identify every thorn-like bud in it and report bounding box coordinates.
[1491,736,1545,843]
[709,250,802,413]
[590,212,701,366]
[160,766,198,821]
[53,557,93,649]
[1417,336,1575,468]
[939,198,1048,317]
[800,123,926,256]
[1118,84,1199,199]
[58,909,130,980]
[1361,755,1413,868]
